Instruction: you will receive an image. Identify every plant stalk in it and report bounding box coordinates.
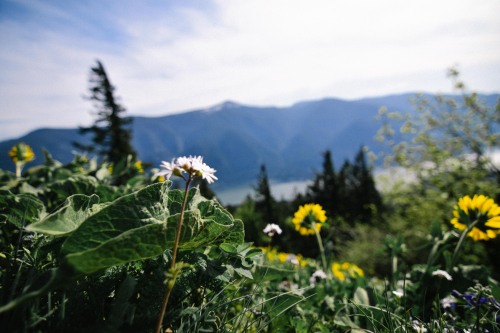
[313,222,328,273]
[155,177,192,333]
[449,219,479,270]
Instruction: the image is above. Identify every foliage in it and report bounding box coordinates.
[0,154,252,332]
[376,68,500,189]
[2,71,499,332]
[375,68,500,278]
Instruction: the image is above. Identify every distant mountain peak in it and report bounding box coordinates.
[204,100,242,113]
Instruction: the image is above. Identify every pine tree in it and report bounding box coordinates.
[75,60,136,164]
[307,150,338,216]
[254,164,276,223]
[338,147,383,224]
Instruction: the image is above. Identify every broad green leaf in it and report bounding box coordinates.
[219,243,238,254]
[65,223,169,274]
[62,182,170,255]
[0,191,45,228]
[234,267,253,279]
[177,201,244,250]
[60,182,244,274]
[26,194,101,236]
[52,174,99,193]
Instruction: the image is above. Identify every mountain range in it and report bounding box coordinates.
[1,93,498,191]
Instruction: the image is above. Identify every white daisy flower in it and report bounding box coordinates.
[309,269,327,285]
[176,156,193,171]
[156,156,217,184]
[197,160,218,184]
[412,320,427,333]
[155,159,179,180]
[432,269,453,281]
[263,223,283,237]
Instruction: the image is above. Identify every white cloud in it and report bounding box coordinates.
[0,0,499,140]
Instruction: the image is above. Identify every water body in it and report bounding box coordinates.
[215,169,411,205]
[216,180,311,206]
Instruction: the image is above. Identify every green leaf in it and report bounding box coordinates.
[353,287,370,306]
[233,267,253,279]
[245,248,263,258]
[26,194,101,236]
[219,243,238,254]
[60,182,244,274]
[266,293,303,318]
[65,223,169,274]
[0,191,45,228]
[236,242,253,252]
[61,182,170,255]
[49,175,100,200]
[254,265,295,282]
[177,202,244,251]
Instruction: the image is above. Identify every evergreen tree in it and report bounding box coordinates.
[234,197,265,246]
[338,147,383,224]
[306,150,338,216]
[75,60,136,164]
[351,147,383,222]
[304,148,383,225]
[254,164,276,223]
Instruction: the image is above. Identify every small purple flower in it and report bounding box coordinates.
[451,290,492,307]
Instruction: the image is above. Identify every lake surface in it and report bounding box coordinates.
[214,166,419,206]
[215,180,311,205]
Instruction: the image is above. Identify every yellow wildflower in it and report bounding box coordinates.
[134,160,144,173]
[292,203,327,236]
[451,195,500,241]
[9,143,34,163]
[332,262,364,281]
[259,247,308,267]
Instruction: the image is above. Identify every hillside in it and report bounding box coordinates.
[1,93,498,189]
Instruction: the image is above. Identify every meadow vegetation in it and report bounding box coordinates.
[1,71,499,332]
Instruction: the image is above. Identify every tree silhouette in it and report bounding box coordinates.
[254,164,277,223]
[337,147,383,224]
[307,150,338,217]
[305,148,383,225]
[75,60,136,164]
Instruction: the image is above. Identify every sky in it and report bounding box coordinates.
[1,0,499,141]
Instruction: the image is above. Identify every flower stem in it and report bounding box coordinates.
[155,177,192,333]
[313,222,328,273]
[15,162,22,178]
[449,219,479,271]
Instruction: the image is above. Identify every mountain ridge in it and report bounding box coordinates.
[1,93,498,189]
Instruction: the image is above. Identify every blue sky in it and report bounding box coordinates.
[1,0,499,141]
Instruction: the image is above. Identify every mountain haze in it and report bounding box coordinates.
[1,93,498,190]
